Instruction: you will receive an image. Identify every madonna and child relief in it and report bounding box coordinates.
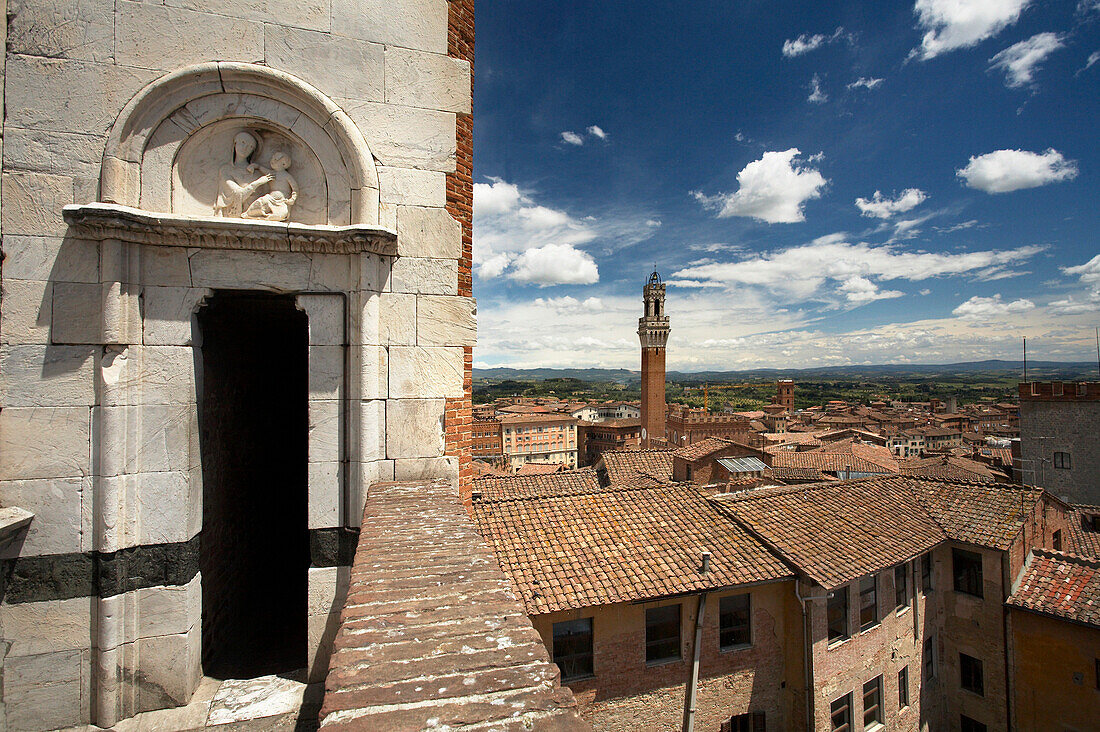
[214,131,299,221]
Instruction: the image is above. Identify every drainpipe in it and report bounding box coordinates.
[682,591,708,732]
[795,582,833,732]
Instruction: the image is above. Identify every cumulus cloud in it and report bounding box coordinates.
[807,74,828,103]
[855,189,927,218]
[914,0,1032,60]
[847,77,884,90]
[1079,50,1100,74]
[839,276,905,303]
[782,28,849,57]
[989,32,1065,87]
[560,131,584,146]
[587,125,608,140]
[1063,254,1100,285]
[509,244,599,286]
[693,148,828,224]
[957,148,1078,193]
[952,294,1035,320]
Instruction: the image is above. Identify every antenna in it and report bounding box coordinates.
[1022,336,1027,383]
[1095,327,1099,378]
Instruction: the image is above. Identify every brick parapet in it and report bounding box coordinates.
[1019,381,1100,401]
[320,479,588,730]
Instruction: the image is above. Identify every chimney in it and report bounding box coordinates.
[700,551,712,573]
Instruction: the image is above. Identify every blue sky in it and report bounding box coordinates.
[471,0,1099,370]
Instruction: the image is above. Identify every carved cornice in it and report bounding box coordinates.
[63,203,397,256]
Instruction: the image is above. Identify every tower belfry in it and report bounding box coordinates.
[638,269,670,446]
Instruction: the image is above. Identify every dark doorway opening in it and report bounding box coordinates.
[197,291,309,679]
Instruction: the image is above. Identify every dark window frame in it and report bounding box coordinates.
[859,575,879,631]
[552,617,594,682]
[830,692,853,732]
[952,548,984,598]
[1052,529,1062,552]
[645,604,681,665]
[719,593,752,650]
[898,666,910,709]
[727,712,765,732]
[924,635,936,679]
[960,653,984,696]
[921,552,933,592]
[1054,451,1071,469]
[895,562,910,610]
[960,714,987,732]
[862,675,883,730]
[828,585,850,644]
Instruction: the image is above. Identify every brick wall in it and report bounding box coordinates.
[641,347,666,446]
[447,0,475,503]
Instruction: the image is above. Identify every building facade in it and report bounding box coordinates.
[638,270,669,446]
[1017,381,1100,504]
[500,413,579,470]
[577,418,642,466]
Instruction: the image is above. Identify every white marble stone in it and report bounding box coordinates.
[135,575,201,639]
[0,406,90,480]
[390,256,457,295]
[307,611,341,683]
[359,398,386,461]
[330,0,447,54]
[416,295,476,346]
[307,461,341,529]
[99,345,197,406]
[167,0,330,32]
[307,565,350,616]
[298,294,345,347]
[1,279,52,345]
[396,205,462,259]
[0,597,94,657]
[97,471,196,549]
[0,345,96,407]
[384,46,471,113]
[385,398,445,459]
[0,235,99,283]
[3,126,106,180]
[131,626,202,712]
[377,293,416,345]
[96,404,193,477]
[130,246,193,288]
[264,25,383,103]
[377,166,446,207]
[7,0,115,62]
[358,345,388,400]
[308,399,342,463]
[1,171,73,237]
[358,252,390,293]
[344,101,456,172]
[308,253,355,291]
[142,287,209,346]
[388,346,463,398]
[49,281,111,345]
[393,455,457,483]
[115,1,264,71]
[188,248,313,291]
[207,673,311,726]
[0,477,83,557]
[307,346,343,400]
[4,650,83,731]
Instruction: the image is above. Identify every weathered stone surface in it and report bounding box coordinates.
[0,477,83,557]
[99,345,197,406]
[377,166,446,207]
[1,279,52,345]
[388,346,463,398]
[359,399,386,462]
[396,205,461,259]
[97,404,193,476]
[130,246,192,288]
[115,1,264,71]
[50,281,104,344]
[416,295,476,346]
[358,253,390,293]
[390,256,457,295]
[308,461,341,529]
[0,406,90,480]
[393,456,458,482]
[131,626,202,712]
[134,574,201,638]
[357,345,387,400]
[297,293,345,346]
[308,400,342,464]
[208,673,314,726]
[4,649,83,731]
[385,398,445,459]
[330,0,447,53]
[0,235,99,283]
[384,46,471,113]
[168,0,330,32]
[0,345,96,406]
[344,101,455,172]
[188,248,313,290]
[0,597,94,657]
[142,287,209,346]
[308,253,356,292]
[1,171,73,236]
[4,126,106,180]
[7,0,115,62]
[308,566,350,616]
[307,346,344,400]
[98,471,196,549]
[376,293,416,345]
[265,25,383,103]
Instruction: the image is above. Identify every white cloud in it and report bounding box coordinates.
[693,148,828,224]
[855,189,928,218]
[989,32,1066,87]
[477,252,512,279]
[839,276,905,303]
[847,77,884,90]
[587,125,608,140]
[1063,254,1100,284]
[1048,295,1100,314]
[1079,50,1100,74]
[560,131,584,146]
[782,27,849,57]
[952,294,1035,320]
[807,74,828,103]
[920,288,933,296]
[913,0,1032,60]
[509,244,599,286]
[957,148,1079,193]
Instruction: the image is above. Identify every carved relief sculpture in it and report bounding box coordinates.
[243,151,299,221]
[213,131,275,217]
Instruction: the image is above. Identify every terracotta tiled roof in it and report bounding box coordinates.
[515,462,566,476]
[764,466,831,482]
[819,441,900,471]
[1007,549,1100,628]
[712,476,1044,589]
[472,483,794,614]
[673,437,733,461]
[768,450,892,475]
[472,468,601,501]
[1067,505,1100,558]
[498,412,578,424]
[599,448,675,487]
[900,455,998,483]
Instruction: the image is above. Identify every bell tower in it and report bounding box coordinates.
[638,269,670,446]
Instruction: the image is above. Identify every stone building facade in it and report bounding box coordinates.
[1017,381,1100,504]
[0,0,474,728]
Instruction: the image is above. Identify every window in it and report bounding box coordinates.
[863,676,883,730]
[953,549,984,598]
[552,618,594,681]
[895,563,909,610]
[960,715,986,732]
[645,604,681,664]
[719,593,752,649]
[924,636,936,679]
[828,586,850,643]
[727,712,765,732]
[859,575,878,630]
[1053,529,1063,552]
[1054,451,1071,469]
[898,666,910,709]
[921,553,933,592]
[960,653,984,696]
[830,693,852,732]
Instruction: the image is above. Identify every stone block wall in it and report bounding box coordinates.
[1018,396,1100,505]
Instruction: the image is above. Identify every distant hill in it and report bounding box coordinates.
[474,360,1098,383]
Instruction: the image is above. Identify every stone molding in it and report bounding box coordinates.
[63,203,397,256]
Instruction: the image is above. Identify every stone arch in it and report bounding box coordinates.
[99,62,379,225]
